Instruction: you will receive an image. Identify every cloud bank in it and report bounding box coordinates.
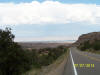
[0,1,100,25]
[15,36,77,42]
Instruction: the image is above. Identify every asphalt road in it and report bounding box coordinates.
[63,47,100,75]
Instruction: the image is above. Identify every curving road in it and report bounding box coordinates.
[63,47,100,75]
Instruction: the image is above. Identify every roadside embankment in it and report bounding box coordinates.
[23,50,69,75]
[38,50,69,75]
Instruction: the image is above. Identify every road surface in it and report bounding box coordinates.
[63,47,100,75]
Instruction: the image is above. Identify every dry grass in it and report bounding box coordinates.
[85,49,100,54]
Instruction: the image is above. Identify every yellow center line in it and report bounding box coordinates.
[76,50,100,62]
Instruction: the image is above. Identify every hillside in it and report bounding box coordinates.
[75,32,100,51]
[75,32,100,45]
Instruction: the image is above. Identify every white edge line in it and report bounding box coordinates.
[70,49,78,75]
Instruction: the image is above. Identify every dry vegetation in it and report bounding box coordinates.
[18,42,71,49]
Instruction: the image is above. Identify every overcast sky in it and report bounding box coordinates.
[0,0,100,42]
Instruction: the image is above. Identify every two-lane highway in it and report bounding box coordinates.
[63,47,100,75]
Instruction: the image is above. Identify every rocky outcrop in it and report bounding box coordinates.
[75,32,100,46]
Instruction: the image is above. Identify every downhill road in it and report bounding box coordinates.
[63,47,100,75]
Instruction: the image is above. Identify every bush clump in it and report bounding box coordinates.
[78,40,100,51]
[29,46,67,68]
[0,28,31,75]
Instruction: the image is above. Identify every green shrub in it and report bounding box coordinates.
[79,40,100,51]
[0,28,31,75]
[92,40,100,50]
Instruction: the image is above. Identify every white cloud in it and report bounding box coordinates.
[15,36,77,42]
[0,1,100,25]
